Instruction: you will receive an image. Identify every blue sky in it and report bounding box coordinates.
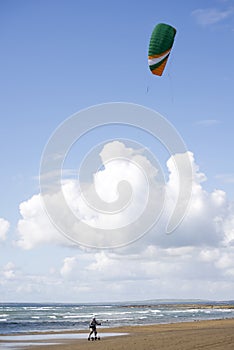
[0,0,234,302]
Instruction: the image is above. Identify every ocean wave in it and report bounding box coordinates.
[23,307,53,311]
[1,302,234,335]
[167,309,200,313]
[212,309,232,313]
[98,311,133,315]
[150,310,162,313]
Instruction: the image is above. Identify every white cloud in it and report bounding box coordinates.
[17,141,164,249]
[16,142,234,251]
[1,247,234,302]
[13,141,234,301]
[60,256,79,279]
[0,218,10,241]
[17,194,72,249]
[199,248,220,262]
[215,253,233,269]
[192,7,234,26]
[150,152,231,249]
[0,264,65,301]
[222,206,234,245]
[1,262,16,280]
[59,245,234,300]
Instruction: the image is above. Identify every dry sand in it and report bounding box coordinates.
[1,319,234,350]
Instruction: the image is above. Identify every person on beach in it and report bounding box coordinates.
[88,317,101,340]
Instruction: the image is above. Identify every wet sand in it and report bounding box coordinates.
[1,319,234,350]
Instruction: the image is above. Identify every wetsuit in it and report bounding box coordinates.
[88,318,101,340]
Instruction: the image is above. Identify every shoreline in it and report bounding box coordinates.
[1,318,234,350]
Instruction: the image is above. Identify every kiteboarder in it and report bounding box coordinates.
[88,317,101,340]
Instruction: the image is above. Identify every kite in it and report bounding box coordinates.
[148,23,176,76]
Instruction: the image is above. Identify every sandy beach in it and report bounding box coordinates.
[1,319,234,350]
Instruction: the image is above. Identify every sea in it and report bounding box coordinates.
[0,301,234,335]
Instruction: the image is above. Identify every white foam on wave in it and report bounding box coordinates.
[23,307,53,311]
[100,311,133,316]
[167,309,200,314]
[103,316,136,322]
[150,310,161,313]
[213,309,232,313]
[60,313,93,318]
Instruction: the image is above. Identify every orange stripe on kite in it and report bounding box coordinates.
[151,58,168,76]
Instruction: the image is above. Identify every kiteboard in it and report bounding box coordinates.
[88,335,100,341]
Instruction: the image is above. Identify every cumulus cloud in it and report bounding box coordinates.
[222,205,234,245]
[16,141,234,254]
[17,141,164,249]
[148,152,233,250]
[0,218,10,241]
[17,194,72,249]
[13,142,234,300]
[0,261,66,301]
[54,245,234,300]
[192,7,234,26]
[2,244,234,301]
[60,256,79,279]
[1,262,16,280]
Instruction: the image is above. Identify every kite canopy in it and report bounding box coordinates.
[148,23,176,76]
